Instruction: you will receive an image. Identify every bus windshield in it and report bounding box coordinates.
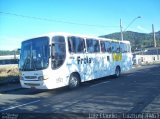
[19,37,50,71]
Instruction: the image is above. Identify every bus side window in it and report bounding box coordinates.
[93,39,100,52]
[86,39,94,53]
[111,42,116,53]
[105,41,111,53]
[52,36,66,69]
[100,41,105,53]
[86,39,100,53]
[116,42,120,53]
[127,44,131,52]
[124,44,128,53]
[68,37,74,53]
[76,37,85,53]
[120,43,127,53]
[68,36,85,53]
[120,43,123,53]
[112,42,120,53]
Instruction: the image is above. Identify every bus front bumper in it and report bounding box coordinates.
[20,80,48,89]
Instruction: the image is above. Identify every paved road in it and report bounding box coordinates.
[0,64,160,119]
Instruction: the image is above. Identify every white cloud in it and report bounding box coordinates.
[137,26,150,33]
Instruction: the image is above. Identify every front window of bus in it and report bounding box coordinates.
[19,37,49,71]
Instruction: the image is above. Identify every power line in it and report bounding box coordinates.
[0,11,119,28]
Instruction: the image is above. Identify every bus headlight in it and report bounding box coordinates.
[38,76,49,80]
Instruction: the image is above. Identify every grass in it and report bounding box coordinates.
[0,65,20,84]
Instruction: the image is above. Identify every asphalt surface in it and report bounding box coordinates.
[0,64,160,119]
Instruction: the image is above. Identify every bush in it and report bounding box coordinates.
[0,65,20,84]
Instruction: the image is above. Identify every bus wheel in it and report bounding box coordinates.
[114,66,121,78]
[68,73,80,89]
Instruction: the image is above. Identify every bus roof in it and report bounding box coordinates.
[23,32,130,44]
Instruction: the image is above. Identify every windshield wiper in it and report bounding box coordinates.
[22,54,38,71]
[22,57,29,71]
[22,54,35,71]
[31,54,37,71]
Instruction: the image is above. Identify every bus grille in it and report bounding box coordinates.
[25,76,37,79]
[24,83,40,86]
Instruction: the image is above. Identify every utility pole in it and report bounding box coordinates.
[120,19,123,41]
[152,24,156,47]
[120,16,141,41]
[152,24,159,61]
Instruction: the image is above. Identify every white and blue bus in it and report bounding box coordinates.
[19,32,132,89]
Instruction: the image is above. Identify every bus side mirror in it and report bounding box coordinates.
[18,48,21,51]
[17,48,21,54]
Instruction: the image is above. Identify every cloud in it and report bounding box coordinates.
[137,26,149,33]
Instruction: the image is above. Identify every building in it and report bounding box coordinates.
[133,47,160,65]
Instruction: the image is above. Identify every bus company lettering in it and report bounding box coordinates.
[77,56,92,64]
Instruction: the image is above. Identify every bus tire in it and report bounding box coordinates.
[114,66,121,78]
[68,73,80,89]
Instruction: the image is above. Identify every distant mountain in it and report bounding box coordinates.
[100,31,160,51]
[155,31,160,38]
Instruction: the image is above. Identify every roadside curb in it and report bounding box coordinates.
[132,65,141,68]
[0,77,19,86]
[0,84,22,93]
[132,63,160,69]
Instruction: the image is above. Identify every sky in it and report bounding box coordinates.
[0,0,160,50]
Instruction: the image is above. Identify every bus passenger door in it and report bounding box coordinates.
[84,39,100,81]
[67,36,86,82]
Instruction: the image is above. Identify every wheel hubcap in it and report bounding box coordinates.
[70,77,78,88]
[116,68,120,76]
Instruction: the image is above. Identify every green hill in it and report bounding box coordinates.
[100,31,160,51]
